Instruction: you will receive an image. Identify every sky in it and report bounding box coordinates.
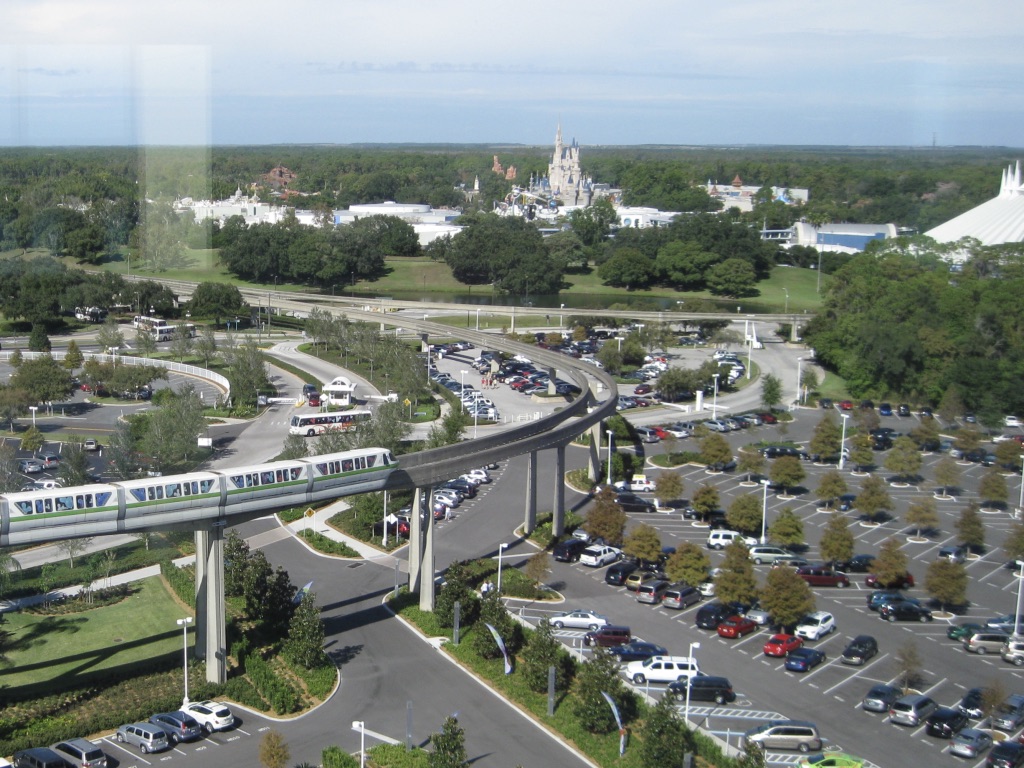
[0,1,1021,148]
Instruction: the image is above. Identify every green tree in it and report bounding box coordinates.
[623,523,662,564]
[925,560,968,611]
[809,414,841,460]
[28,324,51,352]
[979,468,1009,506]
[57,441,92,486]
[429,715,467,768]
[284,592,327,669]
[768,507,804,547]
[893,640,924,693]
[873,537,909,587]
[0,445,23,493]
[133,327,157,358]
[278,433,309,460]
[933,457,961,495]
[735,741,768,768]
[638,694,694,766]
[62,340,84,371]
[105,420,139,480]
[571,647,637,734]
[259,730,290,768]
[706,258,757,297]
[664,542,710,587]
[769,455,805,494]
[1004,521,1024,563]
[885,436,923,481]
[584,489,628,547]
[435,561,478,629]
[97,317,125,352]
[10,355,74,403]
[471,590,522,659]
[905,498,939,538]
[849,433,874,471]
[856,475,893,522]
[170,324,195,362]
[654,470,683,507]
[714,541,758,606]
[760,373,782,411]
[0,386,33,431]
[737,450,765,482]
[189,282,246,324]
[699,432,732,469]
[759,565,815,629]
[690,483,720,523]
[996,439,1024,471]
[519,619,573,694]
[598,248,656,289]
[20,425,45,453]
[815,470,847,508]
[195,326,219,368]
[425,408,468,449]
[956,503,986,551]
[58,537,90,568]
[953,426,982,456]
[819,511,855,566]
[726,494,763,536]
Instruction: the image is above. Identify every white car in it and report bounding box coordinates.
[1005,415,1022,428]
[465,468,491,484]
[182,700,236,733]
[624,655,700,684]
[613,475,656,493]
[795,611,836,641]
[579,545,621,568]
[549,609,608,631]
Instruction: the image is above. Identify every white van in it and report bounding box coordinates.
[706,530,756,550]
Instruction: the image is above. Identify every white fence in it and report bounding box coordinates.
[4,351,231,397]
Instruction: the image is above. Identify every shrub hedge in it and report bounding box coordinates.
[368,743,430,768]
[160,561,196,609]
[246,653,300,715]
[322,745,360,768]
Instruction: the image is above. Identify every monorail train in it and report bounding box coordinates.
[0,447,398,547]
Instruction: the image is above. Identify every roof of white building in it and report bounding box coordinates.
[926,161,1024,246]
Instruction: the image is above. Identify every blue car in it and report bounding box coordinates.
[785,647,827,672]
[879,402,893,416]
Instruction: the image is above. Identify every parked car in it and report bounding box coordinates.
[986,614,1024,633]
[1002,639,1024,666]
[583,625,631,648]
[763,633,803,657]
[796,566,850,588]
[867,590,918,612]
[742,720,822,753]
[49,739,107,768]
[958,687,987,719]
[181,700,236,732]
[115,723,170,753]
[950,728,993,759]
[835,554,874,573]
[717,615,758,639]
[992,694,1024,732]
[795,612,836,641]
[865,571,915,589]
[18,459,43,474]
[624,655,700,684]
[13,748,67,768]
[615,493,657,513]
[889,693,939,726]
[785,647,827,672]
[82,439,100,451]
[666,675,736,705]
[749,546,794,565]
[840,635,878,665]
[938,544,968,563]
[879,602,932,622]
[695,602,736,630]
[579,545,621,567]
[608,641,667,663]
[986,741,1024,768]
[962,630,1009,654]
[149,711,203,743]
[605,561,639,586]
[613,475,656,493]
[661,584,702,610]
[862,683,902,713]
[796,753,865,768]
[33,453,60,469]
[552,538,588,562]
[549,609,608,631]
[926,706,969,738]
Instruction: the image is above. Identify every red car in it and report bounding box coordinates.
[756,412,778,424]
[651,426,669,440]
[717,615,758,639]
[634,383,653,395]
[866,572,915,589]
[763,633,803,657]
[838,400,854,410]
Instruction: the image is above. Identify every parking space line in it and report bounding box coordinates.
[822,652,891,695]
[102,739,152,764]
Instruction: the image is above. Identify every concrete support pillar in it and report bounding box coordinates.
[418,490,435,612]
[546,367,557,396]
[408,487,424,594]
[194,529,208,658]
[790,318,799,342]
[420,332,430,354]
[523,451,538,535]
[587,423,601,482]
[552,445,566,536]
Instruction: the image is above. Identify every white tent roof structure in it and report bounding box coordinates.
[926,161,1024,246]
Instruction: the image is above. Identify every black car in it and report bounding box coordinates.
[926,706,969,738]
[666,675,736,705]
[695,602,735,630]
[841,635,878,665]
[552,538,588,563]
[880,602,933,622]
[897,403,911,416]
[959,687,986,719]
[987,740,1024,768]
[442,479,476,498]
[608,641,668,662]
[605,561,639,586]
[837,554,875,573]
[615,493,656,513]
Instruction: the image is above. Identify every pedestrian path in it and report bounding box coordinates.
[281,498,404,564]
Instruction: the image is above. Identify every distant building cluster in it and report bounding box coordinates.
[702,175,810,213]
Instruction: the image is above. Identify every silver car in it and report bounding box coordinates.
[949,728,993,758]
[115,723,170,753]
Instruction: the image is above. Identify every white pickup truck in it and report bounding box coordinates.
[613,474,657,493]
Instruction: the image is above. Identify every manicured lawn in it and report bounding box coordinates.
[0,577,190,697]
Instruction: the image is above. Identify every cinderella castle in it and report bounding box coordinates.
[528,124,594,206]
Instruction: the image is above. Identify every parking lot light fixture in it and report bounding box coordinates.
[712,374,719,417]
[760,479,771,545]
[685,641,701,723]
[460,370,467,412]
[839,413,851,470]
[1016,563,1024,639]
[497,542,510,593]
[606,430,615,486]
[176,617,193,705]
[352,721,365,768]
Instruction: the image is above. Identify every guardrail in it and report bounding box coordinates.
[4,351,231,398]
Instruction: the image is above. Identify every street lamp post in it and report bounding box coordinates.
[796,357,803,406]
[711,374,719,417]
[606,430,615,487]
[760,479,771,544]
[1015,563,1024,638]
[746,320,753,379]
[176,617,193,705]
[839,413,850,470]
[28,406,37,426]
[684,641,701,723]
[352,721,366,768]
[460,370,467,412]
[560,303,565,329]
[497,542,509,593]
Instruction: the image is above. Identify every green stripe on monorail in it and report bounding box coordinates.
[225,479,308,496]
[312,466,388,482]
[10,505,120,523]
[123,492,222,507]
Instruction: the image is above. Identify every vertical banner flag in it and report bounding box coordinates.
[484,623,513,675]
[601,691,627,756]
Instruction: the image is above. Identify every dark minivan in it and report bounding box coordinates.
[695,602,734,630]
[667,675,736,705]
[553,538,588,563]
[605,560,639,586]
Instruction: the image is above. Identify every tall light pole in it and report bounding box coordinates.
[606,429,615,487]
[746,320,753,379]
[176,617,193,705]
[684,641,701,723]
[760,479,771,545]
[497,542,509,593]
[839,413,850,470]
[711,374,719,417]
[796,357,803,406]
[1015,563,1024,638]
[560,303,565,329]
[352,721,366,768]
[460,370,467,412]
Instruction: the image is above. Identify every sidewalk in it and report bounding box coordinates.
[281,498,404,563]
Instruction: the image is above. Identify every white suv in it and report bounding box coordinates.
[796,611,836,641]
[579,545,621,568]
[624,655,700,684]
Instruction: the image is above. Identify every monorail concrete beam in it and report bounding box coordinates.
[523,450,538,534]
[194,524,227,684]
[418,486,435,612]
[408,487,424,594]
[552,445,566,536]
[587,423,601,482]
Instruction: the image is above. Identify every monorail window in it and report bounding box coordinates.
[35,498,52,514]
[130,489,146,502]
[147,486,165,501]
[261,471,274,484]
[230,475,244,489]
[200,480,213,493]
[342,459,353,472]
[367,455,377,468]
[56,495,74,511]
[166,484,181,498]
[15,501,32,514]
[96,492,111,506]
